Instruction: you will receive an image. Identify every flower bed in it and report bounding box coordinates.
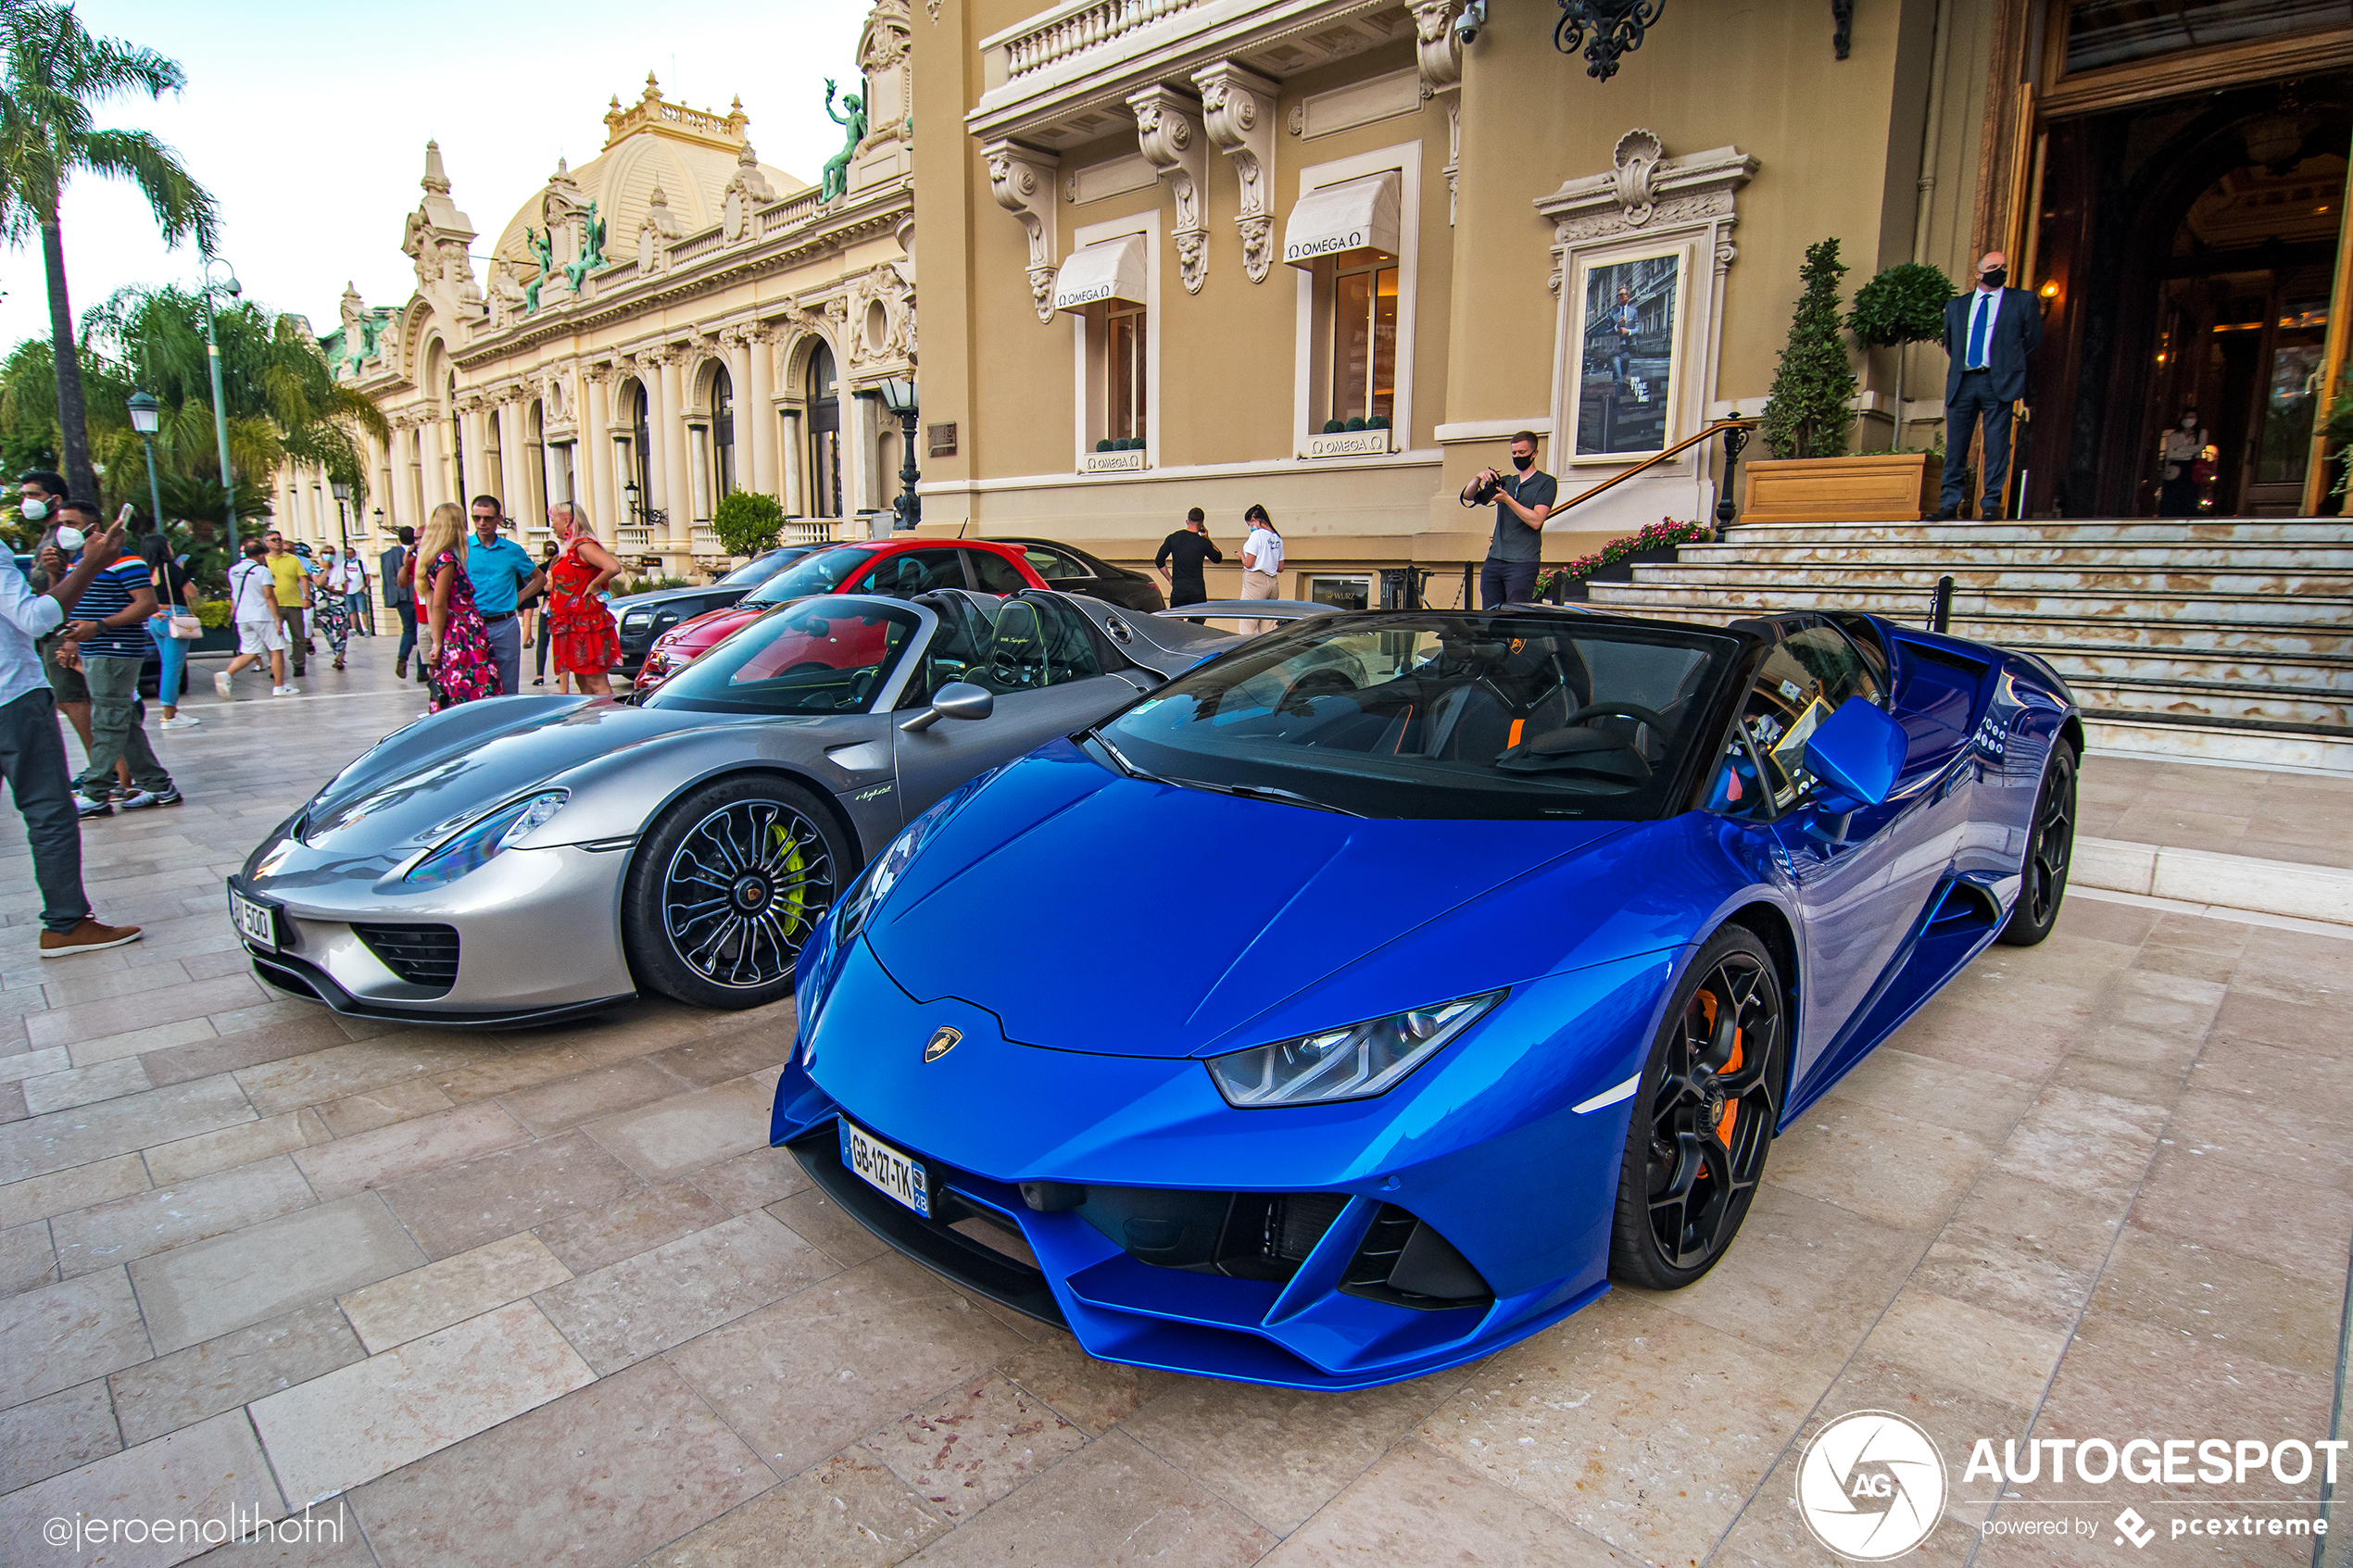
[1534,518,1714,600]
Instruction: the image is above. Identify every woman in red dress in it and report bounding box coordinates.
[544,503,625,696]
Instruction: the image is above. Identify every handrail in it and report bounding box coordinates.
[1544,418,1758,521]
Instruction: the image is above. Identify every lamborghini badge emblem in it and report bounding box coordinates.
[924,1026,961,1063]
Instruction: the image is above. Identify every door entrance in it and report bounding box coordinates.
[2024,76,2348,518]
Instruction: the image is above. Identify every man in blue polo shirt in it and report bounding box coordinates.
[51,502,179,815]
[463,495,545,695]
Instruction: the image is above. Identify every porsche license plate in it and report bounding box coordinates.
[229,887,280,952]
[841,1120,930,1218]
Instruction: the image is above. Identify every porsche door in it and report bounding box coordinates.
[892,596,1141,822]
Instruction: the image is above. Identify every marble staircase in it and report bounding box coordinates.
[1582,520,2353,771]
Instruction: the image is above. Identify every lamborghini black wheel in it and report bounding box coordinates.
[1996,743,2076,947]
[1607,925,1786,1290]
[622,774,849,1010]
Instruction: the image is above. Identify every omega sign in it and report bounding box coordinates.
[1054,282,1117,308]
[1286,230,1365,263]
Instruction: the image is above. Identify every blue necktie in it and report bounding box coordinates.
[1967,293,1992,370]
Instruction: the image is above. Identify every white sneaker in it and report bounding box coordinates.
[214,671,234,699]
[157,714,201,731]
[271,684,301,696]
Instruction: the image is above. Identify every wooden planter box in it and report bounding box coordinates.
[1742,453,1944,524]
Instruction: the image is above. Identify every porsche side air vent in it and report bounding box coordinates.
[353,924,460,993]
[1340,1204,1493,1312]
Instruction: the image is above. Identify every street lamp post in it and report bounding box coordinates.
[878,377,920,533]
[199,257,242,554]
[125,391,165,545]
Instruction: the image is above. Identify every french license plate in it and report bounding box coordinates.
[840,1120,930,1218]
[228,887,280,951]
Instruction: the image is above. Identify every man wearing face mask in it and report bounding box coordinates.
[1461,431,1556,608]
[1937,251,2043,521]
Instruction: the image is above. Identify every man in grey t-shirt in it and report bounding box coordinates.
[1463,431,1556,607]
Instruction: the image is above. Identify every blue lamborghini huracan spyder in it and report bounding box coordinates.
[768,607,2080,1389]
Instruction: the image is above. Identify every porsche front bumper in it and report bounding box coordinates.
[230,839,638,1026]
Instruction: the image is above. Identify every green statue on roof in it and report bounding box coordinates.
[566,200,607,291]
[821,78,866,205]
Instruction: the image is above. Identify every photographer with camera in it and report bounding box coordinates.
[1461,431,1555,607]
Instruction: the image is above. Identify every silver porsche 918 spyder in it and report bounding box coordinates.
[228,589,1237,1025]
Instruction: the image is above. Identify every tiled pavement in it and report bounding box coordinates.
[0,648,2345,1567]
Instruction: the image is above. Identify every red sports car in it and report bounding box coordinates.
[633,537,1048,694]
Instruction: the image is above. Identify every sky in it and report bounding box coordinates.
[1,0,868,352]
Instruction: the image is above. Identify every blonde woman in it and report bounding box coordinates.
[415,502,497,710]
[544,503,624,696]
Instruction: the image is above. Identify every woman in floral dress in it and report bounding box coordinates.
[544,502,625,696]
[415,502,498,710]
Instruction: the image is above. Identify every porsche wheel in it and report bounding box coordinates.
[623,774,849,1010]
[1996,743,2075,947]
[1607,925,1785,1290]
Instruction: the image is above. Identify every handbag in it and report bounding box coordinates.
[154,559,203,638]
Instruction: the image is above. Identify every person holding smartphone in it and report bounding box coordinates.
[50,502,178,816]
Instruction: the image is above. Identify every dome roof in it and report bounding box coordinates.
[485,78,808,278]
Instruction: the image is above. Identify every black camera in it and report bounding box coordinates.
[1463,472,1503,507]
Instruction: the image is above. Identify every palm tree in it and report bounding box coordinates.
[0,1,218,501]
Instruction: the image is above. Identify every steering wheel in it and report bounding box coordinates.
[1565,702,1668,733]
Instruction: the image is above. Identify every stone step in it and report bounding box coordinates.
[1630,562,2353,596]
[1583,581,2334,624]
[1681,542,2353,570]
[2063,678,2350,731]
[2081,713,2353,772]
[1718,521,2350,546]
[2034,648,2353,692]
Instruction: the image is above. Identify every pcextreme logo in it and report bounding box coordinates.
[1795,1411,1949,1562]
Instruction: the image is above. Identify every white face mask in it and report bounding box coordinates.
[20,498,48,522]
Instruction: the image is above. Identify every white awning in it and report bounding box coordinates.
[1282,170,1402,270]
[1051,232,1148,314]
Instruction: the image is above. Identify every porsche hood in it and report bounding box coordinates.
[860,741,1708,1061]
[292,697,758,859]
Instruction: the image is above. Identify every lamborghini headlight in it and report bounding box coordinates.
[1205,990,1505,1109]
[834,767,1002,944]
[403,791,568,889]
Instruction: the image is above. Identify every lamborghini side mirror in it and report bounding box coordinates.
[1804,696,1906,814]
[900,681,994,734]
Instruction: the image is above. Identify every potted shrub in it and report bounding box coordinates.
[712,490,785,558]
[1744,239,1943,523]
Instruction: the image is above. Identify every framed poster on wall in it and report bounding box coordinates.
[1570,250,1686,459]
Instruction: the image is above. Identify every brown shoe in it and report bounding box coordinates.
[39,918,143,959]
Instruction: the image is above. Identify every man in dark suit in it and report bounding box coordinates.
[1936,250,2043,521]
[380,527,419,680]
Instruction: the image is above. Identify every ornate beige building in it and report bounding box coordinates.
[908,0,2349,600]
[272,0,920,574]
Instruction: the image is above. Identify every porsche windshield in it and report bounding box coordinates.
[743,544,879,606]
[642,600,919,715]
[1092,612,1741,820]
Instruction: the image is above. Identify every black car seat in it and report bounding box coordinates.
[984,599,1049,690]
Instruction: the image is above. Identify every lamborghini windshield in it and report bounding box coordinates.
[1091,612,1741,820]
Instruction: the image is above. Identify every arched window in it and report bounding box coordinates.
[806,343,840,519]
[630,383,654,518]
[711,364,736,500]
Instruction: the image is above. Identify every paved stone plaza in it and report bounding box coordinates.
[0,651,2344,1567]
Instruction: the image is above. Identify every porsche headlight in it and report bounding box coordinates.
[834,768,1002,944]
[1205,990,1505,1109]
[403,790,569,889]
